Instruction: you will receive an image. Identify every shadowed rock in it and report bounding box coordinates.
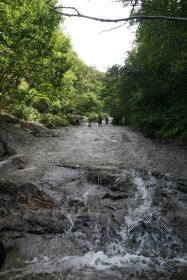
[0,241,6,269]
[0,139,15,158]
[102,192,128,200]
[87,170,117,186]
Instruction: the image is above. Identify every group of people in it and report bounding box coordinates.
[88,114,109,128]
[75,114,109,128]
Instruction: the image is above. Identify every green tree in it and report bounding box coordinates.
[0,0,106,126]
[103,0,187,139]
[0,0,61,109]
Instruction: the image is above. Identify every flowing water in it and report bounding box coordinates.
[0,123,187,279]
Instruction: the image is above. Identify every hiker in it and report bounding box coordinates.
[98,114,102,127]
[75,114,80,126]
[122,116,125,126]
[105,116,109,125]
[79,115,84,125]
[88,118,92,127]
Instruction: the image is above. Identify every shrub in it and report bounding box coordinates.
[13,104,40,121]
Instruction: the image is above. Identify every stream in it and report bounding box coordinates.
[0,122,187,279]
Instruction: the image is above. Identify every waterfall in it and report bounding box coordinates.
[112,171,183,258]
[1,167,187,279]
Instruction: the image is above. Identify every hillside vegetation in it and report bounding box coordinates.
[102,0,187,139]
[0,0,104,127]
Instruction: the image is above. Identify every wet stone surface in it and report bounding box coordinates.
[0,121,187,279]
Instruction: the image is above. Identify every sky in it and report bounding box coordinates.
[59,0,137,72]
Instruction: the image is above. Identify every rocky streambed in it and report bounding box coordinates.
[0,117,187,279]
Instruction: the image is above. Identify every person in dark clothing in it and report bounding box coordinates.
[98,114,102,127]
[105,117,109,125]
[75,114,80,126]
[88,119,92,127]
[79,115,84,125]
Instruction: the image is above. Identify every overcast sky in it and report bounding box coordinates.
[59,0,137,71]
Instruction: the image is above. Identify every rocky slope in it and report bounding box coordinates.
[0,116,187,279]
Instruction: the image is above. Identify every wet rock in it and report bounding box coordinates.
[68,199,85,208]
[0,181,17,197]
[31,129,59,138]
[111,208,127,224]
[110,175,134,192]
[151,171,166,179]
[1,210,71,235]
[74,215,91,228]
[0,181,57,211]
[0,241,6,269]
[56,163,81,169]
[0,112,20,124]
[22,211,70,234]
[177,185,187,193]
[102,192,128,200]
[151,180,187,256]
[176,178,187,193]
[70,213,94,235]
[18,183,57,209]
[0,180,58,238]
[105,205,117,211]
[0,139,15,158]
[21,121,60,138]
[87,170,117,186]
[0,207,9,217]
[122,134,131,142]
[0,120,187,276]
[9,156,29,170]
[160,191,168,198]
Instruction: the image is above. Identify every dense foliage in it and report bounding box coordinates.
[103,0,187,139]
[0,0,104,127]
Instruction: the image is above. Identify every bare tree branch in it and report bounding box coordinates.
[99,22,129,34]
[129,0,138,17]
[50,6,187,23]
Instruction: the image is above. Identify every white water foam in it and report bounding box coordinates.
[3,250,187,280]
